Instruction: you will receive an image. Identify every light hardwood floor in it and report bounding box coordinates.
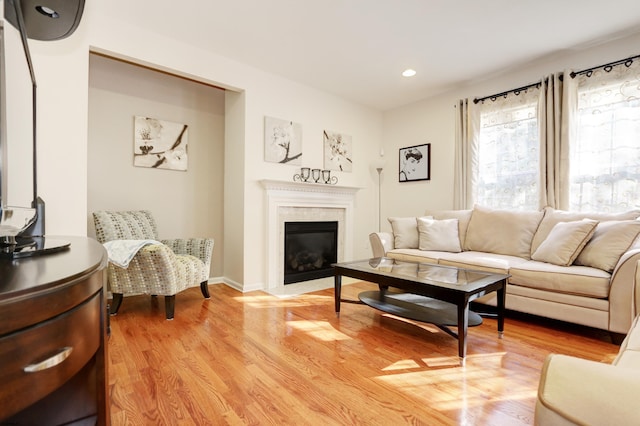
[108,282,619,425]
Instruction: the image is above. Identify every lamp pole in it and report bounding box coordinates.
[376,167,383,232]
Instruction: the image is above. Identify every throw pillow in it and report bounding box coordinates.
[531,219,598,266]
[575,220,640,272]
[463,205,545,259]
[417,218,462,252]
[530,206,640,254]
[423,209,472,248]
[388,217,421,249]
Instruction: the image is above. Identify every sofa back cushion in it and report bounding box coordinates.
[531,207,640,255]
[464,205,544,259]
[574,220,640,272]
[423,209,472,248]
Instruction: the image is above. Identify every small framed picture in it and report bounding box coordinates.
[399,143,430,182]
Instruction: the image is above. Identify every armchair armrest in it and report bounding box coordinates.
[161,238,214,270]
[535,354,640,425]
[369,232,394,258]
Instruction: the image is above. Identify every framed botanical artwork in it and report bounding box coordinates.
[399,143,430,182]
[323,130,352,172]
[264,116,302,165]
[134,116,188,171]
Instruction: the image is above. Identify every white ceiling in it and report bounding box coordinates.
[116,0,640,110]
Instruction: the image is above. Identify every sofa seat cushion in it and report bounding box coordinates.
[386,249,442,264]
[509,261,610,298]
[437,251,528,274]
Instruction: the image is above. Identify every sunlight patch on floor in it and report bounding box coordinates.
[286,320,351,341]
[382,359,422,371]
[233,294,332,308]
[374,352,534,412]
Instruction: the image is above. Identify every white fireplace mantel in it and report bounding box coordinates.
[260,179,361,291]
[260,179,361,196]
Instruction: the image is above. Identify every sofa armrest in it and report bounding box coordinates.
[369,232,394,258]
[608,248,640,333]
[535,354,640,425]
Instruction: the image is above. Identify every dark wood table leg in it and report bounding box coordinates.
[334,273,342,317]
[457,298,469,366]
[497,279,506,339]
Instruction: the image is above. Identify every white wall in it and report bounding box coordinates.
[380,31,640,230]
[21,1,382,290]
[87,54,225,277]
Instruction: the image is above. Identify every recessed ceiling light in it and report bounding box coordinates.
[402,69,417,77]
[35,5,60,19]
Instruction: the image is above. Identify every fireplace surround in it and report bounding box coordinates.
[261,179,359,293]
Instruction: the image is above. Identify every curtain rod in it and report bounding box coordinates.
[473,81,541,104]
[570,53,640,78]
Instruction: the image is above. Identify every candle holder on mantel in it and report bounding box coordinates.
[293,167,311,182]
[292,167,338,185]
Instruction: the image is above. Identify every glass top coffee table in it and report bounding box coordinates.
[333,258,509,363]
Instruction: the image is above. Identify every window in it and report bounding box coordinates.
[459,57,640,213]
[571,64,640,213]
[475,89,540,210]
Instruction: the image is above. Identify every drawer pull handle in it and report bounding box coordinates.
[24,347,73,373]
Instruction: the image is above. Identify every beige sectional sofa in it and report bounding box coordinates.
[369,205,640,338]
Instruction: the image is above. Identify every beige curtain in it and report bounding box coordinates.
[453,100,468,209]
[538,72,570,209]
[453,99,480,209]
[455,73,570,211]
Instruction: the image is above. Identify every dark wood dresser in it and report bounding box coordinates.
[0,236,109,425]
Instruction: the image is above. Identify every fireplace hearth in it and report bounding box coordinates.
[284,221,338,284]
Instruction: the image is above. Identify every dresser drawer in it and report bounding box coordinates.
[0,293,101,419]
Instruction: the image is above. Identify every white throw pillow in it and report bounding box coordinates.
[423,209,472,248]
[388,217,420,249]
[417,217,462,252]
[531,219,598,266]
[575,220,640,272]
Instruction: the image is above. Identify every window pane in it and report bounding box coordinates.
[477,98,540,210]
[571,71,640,213]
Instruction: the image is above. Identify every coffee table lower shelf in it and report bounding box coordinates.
[358,290,483,339]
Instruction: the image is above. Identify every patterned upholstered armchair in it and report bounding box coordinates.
[93,210,214,319]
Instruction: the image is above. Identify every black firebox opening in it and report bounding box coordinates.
[284,221,338,284]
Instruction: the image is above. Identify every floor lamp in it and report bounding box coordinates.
[376,167,383,232]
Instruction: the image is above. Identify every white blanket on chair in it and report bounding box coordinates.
[103,239,161,268]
